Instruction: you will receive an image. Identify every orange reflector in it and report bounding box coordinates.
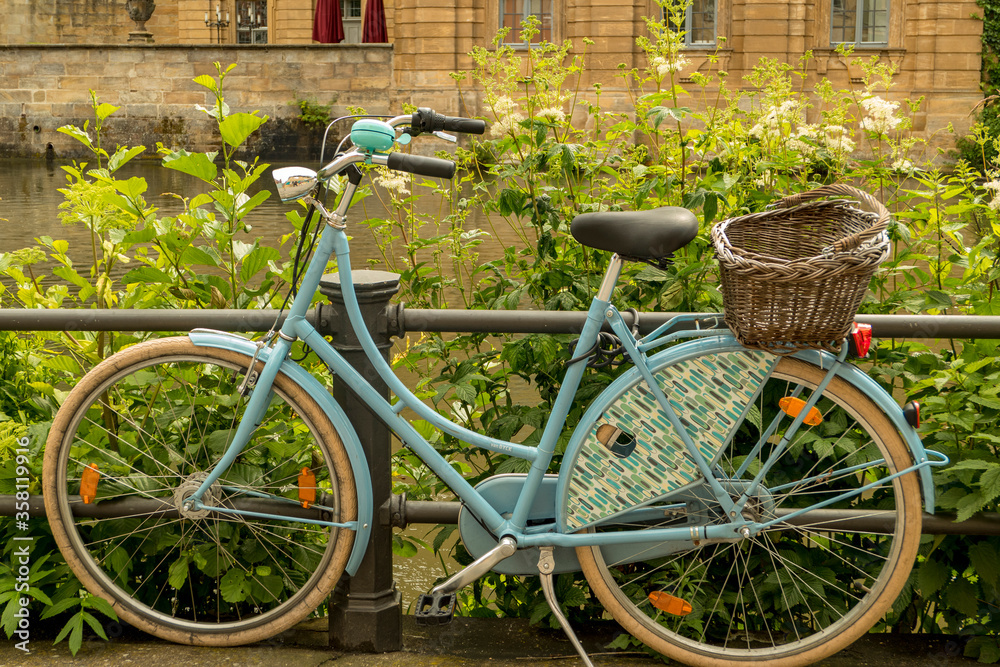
[648,591,693,616]
[779,397,823,426]
[81,464,100,504]
[298,467,316,509]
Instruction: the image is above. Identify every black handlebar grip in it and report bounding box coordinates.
[441,116,487,135]
[386,152,456,180]
[412,107,487,135]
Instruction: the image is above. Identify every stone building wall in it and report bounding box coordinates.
[391,0,983,156]
[0,44,393,159]
[0,1,985,158]
[1,0,178,45]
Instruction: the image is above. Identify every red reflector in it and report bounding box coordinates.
[648,591,693,616]
[903,401,921,428]
[81,464,100,504]
[298,467,317,509]
[851,322,872,358]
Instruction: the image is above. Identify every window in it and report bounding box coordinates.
[342,0,362,43]
[831,0,888,46]
[664,0,717,47]
[236,0,267,44]
[342,0,361,19]
[501,0,552,46]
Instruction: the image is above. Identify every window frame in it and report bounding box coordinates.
[830,0,890,47]
[235,0,268,45]
[663,0,718,49]
[500,0,553,48]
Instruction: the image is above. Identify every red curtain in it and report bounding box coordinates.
[362,0,387,43]
[313,0,344,43]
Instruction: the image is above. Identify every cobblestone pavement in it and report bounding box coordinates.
[0,615,977,667]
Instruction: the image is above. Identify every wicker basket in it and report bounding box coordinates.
[711,184,891,354]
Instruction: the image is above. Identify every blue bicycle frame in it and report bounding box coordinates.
[182,148,948,578]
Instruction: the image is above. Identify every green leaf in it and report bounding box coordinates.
[453,383,478,404]
[971,541,1000,591]
[957,490,985,522]
[647,105,691,129]
[95,102,120,121]
[917,557,950,596]
[239,246,280,283]
[168,557,189,589]
[231,239,254,261]
[121,266,173,285]
[220,569,249,603]
[81,610,109,641]
[68,614,84,655]
[392,535,418,557]
[181,246,220,267]
[219,112,269,148]
[114,176,148,199]
[162,150,218,183]
[39,597,80,620]
[238,189,270,215]
[108,145,146,173]
[945,576,980,617]
[83,596,118,621]
[190,193,214,209]
[925,290,953,308]
[980,466,1000,505]
[57,125,93,149]
[249,575,283,603]
[193,74,219,93]
[123,225,157,244]
[703,192,718,225]
[102,192,141,217]
[966,636,1000,663]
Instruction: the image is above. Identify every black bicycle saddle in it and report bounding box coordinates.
[570,207,699,262]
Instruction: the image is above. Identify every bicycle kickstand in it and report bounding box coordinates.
[538,547,594,667]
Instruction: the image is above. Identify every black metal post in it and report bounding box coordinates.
[320,270,403,652]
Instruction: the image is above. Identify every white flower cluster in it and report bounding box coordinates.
[490,95,525,138]
[787,124,820,157]
[650,55,690,78]
[784,123,856,158]
[534,107,566,124]
[859,95,903,136]
[984,180,1000,211]
[891,158,913,173]
[821,125,856,156]
[374,167,409,196]
[749,100,802,141]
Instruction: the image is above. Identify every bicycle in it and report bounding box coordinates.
[43,108,948,666]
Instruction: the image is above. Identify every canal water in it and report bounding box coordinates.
[0,157,516,284]
[0,157,518,607]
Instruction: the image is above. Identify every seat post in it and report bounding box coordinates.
[596,254,624,302]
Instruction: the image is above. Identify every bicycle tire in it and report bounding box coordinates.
[576,355,921,666]
[43,337,357,646]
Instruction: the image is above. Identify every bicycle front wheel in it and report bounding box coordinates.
[43,337,357,646]
[577,355,922,666]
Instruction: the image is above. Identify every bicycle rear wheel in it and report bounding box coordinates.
[577,355,921,666]
[43,337,357,646]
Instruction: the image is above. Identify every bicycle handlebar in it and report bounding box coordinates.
[313,108,480,183]
[384,152,456,179]
[411,107,487,136]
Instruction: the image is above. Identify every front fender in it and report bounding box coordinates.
[188,330,372,576]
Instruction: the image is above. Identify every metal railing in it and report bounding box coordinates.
[4,270,1000,648]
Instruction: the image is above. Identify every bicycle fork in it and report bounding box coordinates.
[180,336,308,519]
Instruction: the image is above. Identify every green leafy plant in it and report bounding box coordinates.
[293,96,336,129]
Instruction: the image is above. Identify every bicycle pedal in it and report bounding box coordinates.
[414,592,455,625]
